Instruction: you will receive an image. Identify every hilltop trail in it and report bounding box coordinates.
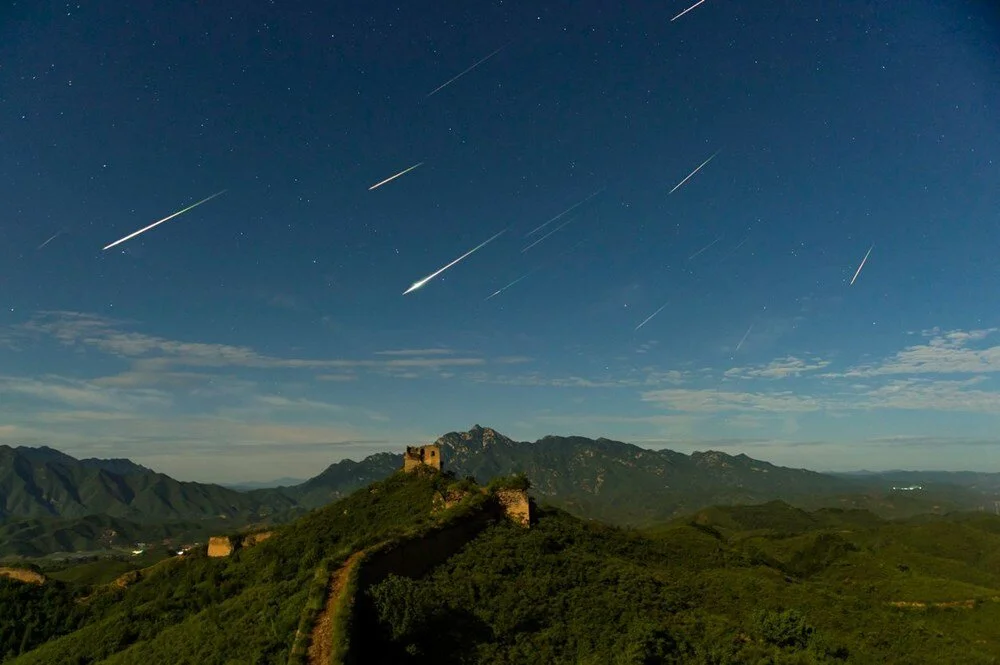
[308,550,365,665]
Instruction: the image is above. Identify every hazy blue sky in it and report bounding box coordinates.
[2,1,999,481]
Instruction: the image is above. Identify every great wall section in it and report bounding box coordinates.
[0,443,532,665]
[296,443,533,665]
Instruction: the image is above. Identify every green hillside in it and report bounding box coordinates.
[9,429,999,560]
[288,426,998,525]
[3,469,487,664]
[5,470,1000,663]
[0,445,295,523]
[358,503,1000,664]
[0,514,222,558]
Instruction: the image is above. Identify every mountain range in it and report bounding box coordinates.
[4,425,1000,556]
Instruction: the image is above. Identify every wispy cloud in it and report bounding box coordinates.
[374,348,455,356]
[12,312,497,376]
[862,434,1000,447]
[642,388,822,413]
[833,328,1000,377]
[725,356,831,379]
[0,374,172,411]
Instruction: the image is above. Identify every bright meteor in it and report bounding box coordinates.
[850,243,875,286]
[403,229,506,295]
[102,190,227,251]
[669,151,719,194]
[671,0,708,22]
[635,302,669,331]
[368,162,424,191]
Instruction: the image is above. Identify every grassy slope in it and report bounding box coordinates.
[9,471,459,665]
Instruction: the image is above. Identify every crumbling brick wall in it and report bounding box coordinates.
[207,536,234,557]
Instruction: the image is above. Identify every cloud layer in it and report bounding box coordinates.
[2,313,999,480]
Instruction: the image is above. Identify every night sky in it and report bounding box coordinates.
[2,1,999,482]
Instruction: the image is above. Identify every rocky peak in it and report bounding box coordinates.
[438,425,516,450]
[691,451,732,468]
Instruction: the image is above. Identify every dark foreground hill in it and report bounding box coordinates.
[5,471,1000,663]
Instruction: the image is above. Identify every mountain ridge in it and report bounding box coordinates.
[5,425,1000,557]
[0,444,295,524]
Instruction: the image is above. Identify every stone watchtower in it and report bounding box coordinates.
[402,444,442,473]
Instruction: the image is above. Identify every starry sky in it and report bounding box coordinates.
[2,1,999,482]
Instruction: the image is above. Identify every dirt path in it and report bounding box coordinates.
[307,551,365,665]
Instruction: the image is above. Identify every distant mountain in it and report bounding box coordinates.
[223,477,308,491]
[835,470,1000,493]
[8,427,1000,555]
[285,425,871,524]
[78,457,151,476]
[284,453,400,506]
[0,445,295,523]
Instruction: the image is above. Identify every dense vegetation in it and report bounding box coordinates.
[0,444,295,523]
[0,513,225,558]
[6,464,1000,663]
[0,578,85,661]
[360,504,1000,664]
[3,470,478,664]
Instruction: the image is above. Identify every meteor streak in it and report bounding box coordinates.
[368,162,424,191]
[635,302,669,331]
[102,190,227,251]
[485,268,539,301]
[688,236,722,261]
[425,43,510,98]
[37,231,63,250]
[526,187,605,237]
[850,244,874,286]
[403,229,506,295]
[521,215,578,253]
[671,0,708,22]
[735,324,754,352]
[486,240,585,301]
[669,151,719,194]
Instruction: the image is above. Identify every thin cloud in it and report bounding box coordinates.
[725,356,831,379]
[0,374,172,411]
[13,311,489,372]
[834,328,1000,377]
[642,388,822,413]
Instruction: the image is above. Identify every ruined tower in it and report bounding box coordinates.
[402,444,442,473]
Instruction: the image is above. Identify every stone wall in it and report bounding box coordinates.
[495,489,532,527]
[207,536,234,557]
[206,530,274,557]
[342,512,495,664]
[242,531,273,547]
[0,567,45,585]
[402,444,442,472]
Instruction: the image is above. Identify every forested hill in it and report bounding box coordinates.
[288,425,961,524]
[7,425,1000,551]
[6,473,1000,663]
[0,445,295,522]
